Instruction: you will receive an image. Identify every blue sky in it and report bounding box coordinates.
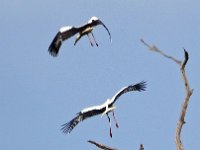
[1,0,200,149]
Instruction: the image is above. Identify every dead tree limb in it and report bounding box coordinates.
[175,49,193,150]
[140,39,181,65]
[88,140,117,150]
[141,39,193,150]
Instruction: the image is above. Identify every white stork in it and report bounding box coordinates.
[48,16,112,57]
[61,81,146,138]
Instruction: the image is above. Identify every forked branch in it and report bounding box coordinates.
[176,49,193,150]
[88,140,144,150]
[140,39,181,65]
[141,39,193,150]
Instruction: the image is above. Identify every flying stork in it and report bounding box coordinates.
[48,16,112,57]
[61,81,146,138]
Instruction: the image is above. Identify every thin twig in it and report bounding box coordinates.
[141,39,193,150]
[88,140,117,150]
[140,39,181,65]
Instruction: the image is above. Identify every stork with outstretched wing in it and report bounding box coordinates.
[61,81,146,138]
[48,16,112,57]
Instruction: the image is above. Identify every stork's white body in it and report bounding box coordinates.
[61,81,146,137]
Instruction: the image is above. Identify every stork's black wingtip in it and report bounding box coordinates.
[140,81,147,85]
[60,122,71,134]
[48,48,59,57]
[138,81,147,91]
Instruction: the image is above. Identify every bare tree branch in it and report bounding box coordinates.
[140,39,182,65]
[141,39,193,150]
[175,49,193,150]
[181,49,189,70]
[88,140,117,150]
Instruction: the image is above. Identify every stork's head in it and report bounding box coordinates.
[88,16,99,23]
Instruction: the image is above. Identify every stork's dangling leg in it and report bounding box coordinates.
[112,111,119,128]
[91,32,98,47]
[86,34,94,47]
[106,113,112,138]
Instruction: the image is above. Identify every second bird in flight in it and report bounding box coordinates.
[48,16,112,57]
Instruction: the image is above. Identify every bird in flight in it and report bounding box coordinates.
[48,16,112,57]
[61,81,146,138]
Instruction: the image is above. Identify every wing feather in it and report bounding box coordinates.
[48,26,79,57]
[48,32,62,57]
[60,26,79,40]
[110,81,146,105]
[61,108,105,134]
[61,115,81,134]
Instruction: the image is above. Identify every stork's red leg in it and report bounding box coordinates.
[106,113,112,138]
[91,32,98,47]
[112,111,119,128]
[87,34,94,46]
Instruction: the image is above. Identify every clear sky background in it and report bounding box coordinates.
[1,0,200,150]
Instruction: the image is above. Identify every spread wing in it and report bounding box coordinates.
[48,26,79,57]
[109,81,146,106]
[61,107,105,134]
